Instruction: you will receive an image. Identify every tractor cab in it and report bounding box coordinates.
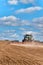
[22,34,33,42]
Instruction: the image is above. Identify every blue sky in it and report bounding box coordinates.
[0,0,43,41]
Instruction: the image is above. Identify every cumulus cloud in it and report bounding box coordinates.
[0,16,20,26]
[33,17,43,31]
[0,30,19,40]
[32,17,43,29]
[21,20,31,26]
[10,33,19,38]
[19,17,43,41]
[16,6,43,13]
[22,31,33,35]
[19,28,26,31]
[8,0,35,5]
[8,0,18,5]
[32,17,43,40]
[20,0,34,4]
[0,16,43,31]
[22,31,40,35]
[0,16,43,41]
[0,16,18,21]
[0,16,31,26]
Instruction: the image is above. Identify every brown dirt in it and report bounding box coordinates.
[0,41,43,65]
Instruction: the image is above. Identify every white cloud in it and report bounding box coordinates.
[21,20,31,25]
[0,16,20,26]
[8,0,35,5]
[4,30,16,33]
[19,28,26,31]
[32,17,43,28]
[8,0,18,5]
[20,0,34,4]
[0,16,18,22]
[0,16,31,26]
[22,31,39,35]
[0,30,19,40]
[10,33,19,38]
[23,31,33,35]
[33,17,43,23]
[32,17,43,39]
[0,16,43,30]
[16,6,43,13]
[0,16,43,41]
[19,17,43,41]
